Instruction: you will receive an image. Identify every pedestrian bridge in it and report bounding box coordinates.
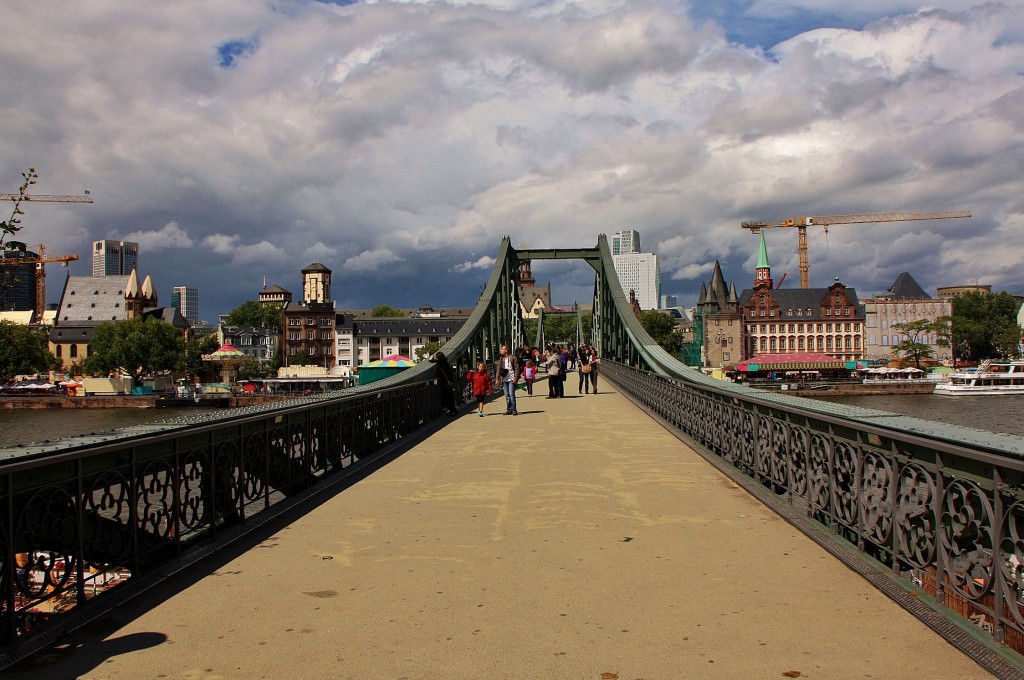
[3,384,1001,679]
[2,235,1024,677]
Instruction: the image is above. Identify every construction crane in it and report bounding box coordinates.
[741,211,971,288]
[0,193,93,203]
[0,243,79,322]
[0,184,92,320]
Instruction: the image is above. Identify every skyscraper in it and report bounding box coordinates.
[171,285,200,326]
[613,252,661,310]
[92,240,139,276]
[0,248,38,312]
[611,229,640,255]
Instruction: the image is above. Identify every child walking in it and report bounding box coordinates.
[523,359,536,396]
[467,362,493,417]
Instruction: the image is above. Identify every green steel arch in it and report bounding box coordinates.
[360,233,689,385]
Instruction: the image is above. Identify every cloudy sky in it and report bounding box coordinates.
[2,0,1022,320]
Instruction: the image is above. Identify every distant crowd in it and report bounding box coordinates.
[431,342,602,418]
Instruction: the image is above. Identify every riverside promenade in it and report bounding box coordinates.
[12,382,995,679]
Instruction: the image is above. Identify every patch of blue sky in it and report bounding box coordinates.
[217,38,259,68]
[686,1,889,50]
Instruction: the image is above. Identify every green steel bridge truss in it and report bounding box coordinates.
[2,236,1024,676]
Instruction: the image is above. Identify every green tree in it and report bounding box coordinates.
[638,310,683,354]
[543,313,578,344]
[946,291,1022,362]
[891,319,936,369]
[223,300,284,330]
[178,333,220,379]
[267,348,284,373]
[415,341,444,362]
[237,357,265,380]
[0,320,58,380]
[287,353,314,367]
[84,317,183,383]
[370,304,404,318]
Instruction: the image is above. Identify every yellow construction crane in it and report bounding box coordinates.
[0,243,79,322]
[1,189,91,321]
[740,211,971,288]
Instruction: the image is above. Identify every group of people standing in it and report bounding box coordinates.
[436,343,601,417]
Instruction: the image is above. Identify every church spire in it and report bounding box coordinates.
[754,232,773,289]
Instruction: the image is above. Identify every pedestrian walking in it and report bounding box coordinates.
[589,353,601,393]
[545,350,561,398]
[498,344,520,415]
[578,346,592,394]
[523,359,536,396]
[430,351,458,415]
[467,362,493,417]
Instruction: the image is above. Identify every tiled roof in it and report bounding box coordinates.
[57,275,131,323]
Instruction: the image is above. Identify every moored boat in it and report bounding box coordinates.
[933,360,1024,396]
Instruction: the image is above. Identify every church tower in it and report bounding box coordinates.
[302,263,332,304]
[754,232,773,290]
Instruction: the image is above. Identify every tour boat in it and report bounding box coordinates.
[933,360,1024,396]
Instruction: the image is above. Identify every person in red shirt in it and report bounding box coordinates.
[466,362,493,417]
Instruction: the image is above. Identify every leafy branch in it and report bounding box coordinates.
[1,167,38,254]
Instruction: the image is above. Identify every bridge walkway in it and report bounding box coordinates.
[12,381,993,679]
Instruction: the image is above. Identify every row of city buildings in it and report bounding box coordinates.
[13,227,1017,375]
[1,239,202,327]
[692,231,1006,368]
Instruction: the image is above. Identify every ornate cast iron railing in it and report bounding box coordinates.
[6,231,1024,666]
[0,236,528,655]
[0,381,443,648]
[604,360,1024,654]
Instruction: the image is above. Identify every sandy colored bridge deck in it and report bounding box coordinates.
[18,383,994,679]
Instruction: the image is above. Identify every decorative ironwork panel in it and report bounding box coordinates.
[178,448,210,536]
[895,463,937,569]
[136,458,177,546]
[941,480,995,601]
[808,434,832,515]
[83,471,133,569]
[859,452,893,549]
[830,441,860,529]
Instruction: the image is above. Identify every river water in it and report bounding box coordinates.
[1,394,1021,449]
[0,407,221,449]
[814,394,1024,437]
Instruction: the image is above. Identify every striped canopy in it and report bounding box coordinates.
[736,353,858,372]
[362,354,417,368]
[203,343,247,361]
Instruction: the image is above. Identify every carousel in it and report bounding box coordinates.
[201,343,248,384]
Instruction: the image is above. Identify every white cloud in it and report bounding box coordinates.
[120,221,194,250]
[200,233,285,266]
[450,255,496,273]
[2,1,1021,315]
[343,248,404,273]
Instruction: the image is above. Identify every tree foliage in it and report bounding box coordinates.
[945,291,1022,362]
[370,304,404,318]
[0,320,58,380]
[178,333,220,380]
[638,310,684,354]
[891,319,936,368]
[223,300,284,330]
[415,341,444,362]
[84,317,183,382]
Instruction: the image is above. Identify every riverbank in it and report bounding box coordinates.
[789,382,936,397]
[0,395,299,410]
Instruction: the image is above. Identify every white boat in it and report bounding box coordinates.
[933,360,1024,396]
